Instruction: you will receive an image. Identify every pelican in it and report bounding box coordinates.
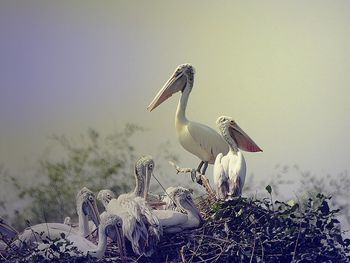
[213,116,262,199]
[153,187,204,233]
[12,188,100,250]
[162,186,192,212]
[97,189,116,218]
[97,189,116,208]
[148,64,229,174]
[106,156,161,256]
[63,187,100,237]
[0,217,18,239]
[0,217,18,253]
[15,213,126,260]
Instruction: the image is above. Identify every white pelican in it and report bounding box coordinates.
[15,213,126,260]
[97,189,116,219]
[63,187,100,237]
[153,187,204,233]
[0,217,18,239]
[97,189,116,208]
[213,116,262,199]
[0,217,18,253]
[13,188,100,250]
[148,64,229,174]
[162,186,192,212]
[106,156,161,256]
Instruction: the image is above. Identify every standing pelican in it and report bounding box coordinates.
[213,116,262,199]
[63,187,100,237]
[106,156,161,256]
[152,187,204,233]
[148,64,229,174]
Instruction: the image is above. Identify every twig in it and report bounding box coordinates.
[168,161,216,200]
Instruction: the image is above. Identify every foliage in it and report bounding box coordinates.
[7,124,143,229]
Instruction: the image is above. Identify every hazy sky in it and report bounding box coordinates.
[1,1,350,184]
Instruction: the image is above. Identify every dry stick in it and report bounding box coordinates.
[168,161,216,201]
[151,173,177,207]
[249,225,257,263]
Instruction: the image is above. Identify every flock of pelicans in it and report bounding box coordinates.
[0,64,262,261]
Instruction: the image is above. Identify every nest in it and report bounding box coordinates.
[3,194,350,263]
[127,194,349,263]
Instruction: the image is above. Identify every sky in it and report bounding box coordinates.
[1,1,350,190]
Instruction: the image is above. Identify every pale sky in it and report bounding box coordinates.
[1,1,350,189]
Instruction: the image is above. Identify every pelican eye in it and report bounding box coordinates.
[88,195,94,201]
[117,221,122,227]
[186,194,191,199]
[148,163,153,169]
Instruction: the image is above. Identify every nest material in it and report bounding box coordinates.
[135,194,349,263]
[3,194,350,263]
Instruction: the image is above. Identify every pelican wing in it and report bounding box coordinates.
[152,210,188,228]
[213,153,229,200]
[228,152,246,197]
[187,121,229,163]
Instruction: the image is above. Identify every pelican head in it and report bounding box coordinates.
[216,116,263,152]
[164,186,193,211]
[88,213,126,260]
[173,188,204,224]
[135,155,155,200]
[0,217,17,238]
[97,189,116,208]
[76,187,101,227]
[148,63,195,111]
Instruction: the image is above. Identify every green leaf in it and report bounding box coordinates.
[265,185,272,194]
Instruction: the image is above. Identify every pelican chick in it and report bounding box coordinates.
[23,213,125,260]
[153,187,204,233]
[106,156,162,256]
[63,187,100,237]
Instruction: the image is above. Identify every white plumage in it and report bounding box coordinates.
[213,116,262,199]
[106,156,162,256]
[148,64,229,174]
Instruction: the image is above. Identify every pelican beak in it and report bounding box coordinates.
[87,200,101,228]
[0,221,18,238]
[144,169,152,200]
[229,122,263,152]
[147,70,187,111]
[186,198,205,225]
[114,225,127,263]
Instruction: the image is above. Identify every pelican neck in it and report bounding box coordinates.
[176,88,191,125]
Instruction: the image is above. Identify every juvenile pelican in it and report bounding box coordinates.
[162,186,192,212]
[153,187,204,233]
[16,213,125,260]
[13,188,100,250]
[0,217,18,253]
[148,64,229,174]
[97,189,116,218]
[213,116,262,199]
[106,156,161,256]
[63,187,100,237]
[0,217,18,239]
[97,189,116,208]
